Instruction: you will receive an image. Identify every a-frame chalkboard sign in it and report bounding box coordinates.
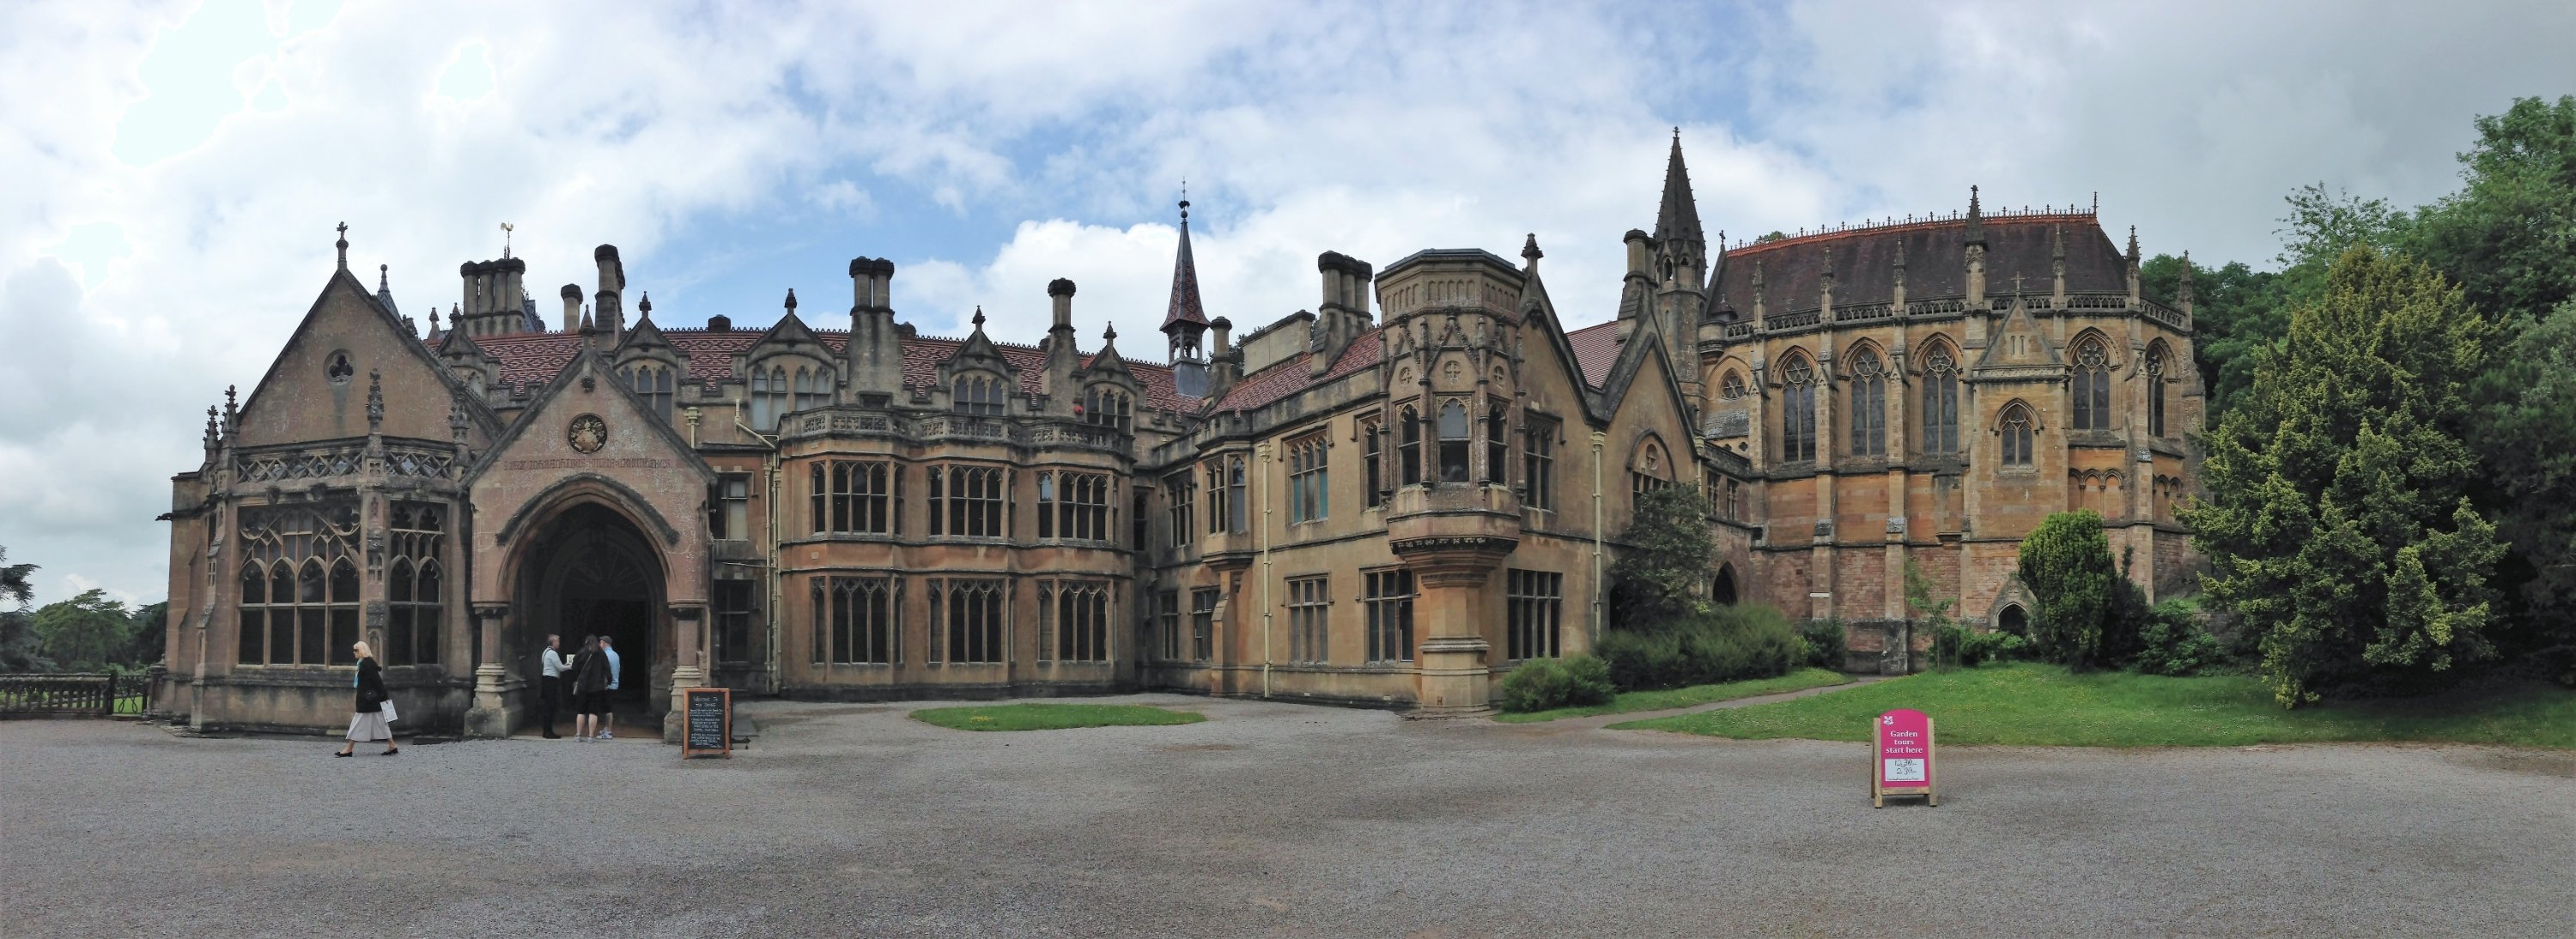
[683,688,731,759]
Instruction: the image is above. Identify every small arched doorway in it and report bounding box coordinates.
[1712,565,1740,605]
[517,503,665,721]
[1996,604,2029,637]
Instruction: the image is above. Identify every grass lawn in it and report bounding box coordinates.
[1494,667,1850,724]
[1612,662,2576,748]
[911,702,1208,732]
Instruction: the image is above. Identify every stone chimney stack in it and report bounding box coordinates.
[1310,251,1374,379]
[560,284,582,332]
[1049,277,1076,330]
[1618,228,1653,341]
[592,245,626,336]
[1043,277,1081,405]
[1209,316,1241,401]
[846,257,904,399]
[455,257,526,336]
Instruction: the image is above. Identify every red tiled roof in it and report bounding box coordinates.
[467,328,1198,412]
[1207,326,1385,413]
[1566,320,1622,389]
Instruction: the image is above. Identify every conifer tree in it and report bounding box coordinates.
[2184,246,2504,705]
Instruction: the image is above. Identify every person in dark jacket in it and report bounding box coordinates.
[573,635,611,742]
[336,640,398,757]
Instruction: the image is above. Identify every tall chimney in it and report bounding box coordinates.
[1048,277,1076,330]
[592,245,625,336]
[560,284,582,332]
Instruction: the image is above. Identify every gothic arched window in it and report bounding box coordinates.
[2146,346,2168,439]
[2071,338,2111,431]
[1923,347,1960,457]
[1437,399,1472,483]
[1849,348,1886,457]
[1780,354,1818,463]
[761,365,791,428]
[1399,406,1423,485]
[2001,403,2036,468]
[952,373,1004,415]
[1483,402,1509,485]
[1083,386,1132,431]
[1720,371,1747,400]
[797,366,830,412]
[747,367,773,429]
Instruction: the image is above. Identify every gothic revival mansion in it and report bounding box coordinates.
[155,141,2202,738]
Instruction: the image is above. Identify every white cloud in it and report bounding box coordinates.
[1,0,2562,607]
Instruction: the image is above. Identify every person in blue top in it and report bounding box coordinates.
[598,634,623,740]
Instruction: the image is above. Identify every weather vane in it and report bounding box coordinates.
[501,222,515,258]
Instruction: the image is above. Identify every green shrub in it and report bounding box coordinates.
[2133,600,2227,676]
[1498,655,1616,712]
[1931,624,1969,669]
[1959,630,2031,667]
[1799,618,1848,669]
[2017,511,2120,668]
[1597,603,1802,691]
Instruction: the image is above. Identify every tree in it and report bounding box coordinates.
[2405,95,2576,333]
[1607,486,1719,629]
[31,589,131,673]
[2141,253,2280,418]
[2017,511,2121,669]
[2473,299,2576,679]
[2184,246,2504,705]
[0,547,43,671]
[125,601,169,668]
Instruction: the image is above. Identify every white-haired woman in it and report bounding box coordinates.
[335,640,399,757]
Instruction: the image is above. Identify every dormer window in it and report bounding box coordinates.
[626,365,675,423]
[1083,386,1132,431]
[953,374,1005,415]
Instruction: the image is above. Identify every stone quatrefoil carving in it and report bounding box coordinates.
[568,414,608,454]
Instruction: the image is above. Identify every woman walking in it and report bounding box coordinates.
[336,640,398,757]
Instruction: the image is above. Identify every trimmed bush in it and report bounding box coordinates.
[1800,618,1848,669]
[2134,600,2227,676]
[1597,603,1803,691]
[1498,655,1616,712]
[1961,630,2032,666]
[2017,511,2121,668]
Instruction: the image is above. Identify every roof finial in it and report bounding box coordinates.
[1179,179,1190,223]
[784,288,798,312]
[500,221,514,258]
[378,264,391,292]
[637,291,652,315]
[1522,232,1543,265]
[334,221,349,270]
[972,306,986,330]
[2125,225,2141,264]
[2011,271,2026,296]
[1103,321,1117,342]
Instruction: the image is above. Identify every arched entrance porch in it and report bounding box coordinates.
[519,504,665,729]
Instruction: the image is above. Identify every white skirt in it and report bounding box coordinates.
[345,711,392,742]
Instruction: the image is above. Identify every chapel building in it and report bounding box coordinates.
[154,140,2198,737]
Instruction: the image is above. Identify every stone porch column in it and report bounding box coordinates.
[1405,546,1507,717]
[465,603,511,737]
[665,603,706,743]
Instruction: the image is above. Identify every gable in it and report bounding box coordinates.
[234,270,495,447]
[1975,299,2062,373]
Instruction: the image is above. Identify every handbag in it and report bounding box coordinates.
[380,699,399,724]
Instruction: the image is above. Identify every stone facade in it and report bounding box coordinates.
[153,143,2197,736]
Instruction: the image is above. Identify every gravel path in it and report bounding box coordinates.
[3,696,2570,937]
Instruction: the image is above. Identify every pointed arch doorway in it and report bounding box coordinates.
[518,503,665,724]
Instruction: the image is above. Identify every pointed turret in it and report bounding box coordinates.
[1160,196,1211,397]
[375,264,402,321]
[1964,185,1989,310]
[1650,130,1705,267]
[2124,226,2143,304]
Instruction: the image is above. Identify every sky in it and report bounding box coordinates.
[3,0,2572,608]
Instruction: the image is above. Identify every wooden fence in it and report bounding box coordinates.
[0,671,155,717]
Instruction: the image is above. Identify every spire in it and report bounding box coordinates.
[1161,196,1209,330]
[1160,192,1210,367]
[376,264,400,317]
[2125,226,2141,264]
[1650,129,1703,248]
[334,221,349,270]
[1964,185,1984,246]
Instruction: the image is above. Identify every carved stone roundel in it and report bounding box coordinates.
[568,414,608,453]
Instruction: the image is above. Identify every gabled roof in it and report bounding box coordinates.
[1206,327,1383,413]
[1565,320,1623,389]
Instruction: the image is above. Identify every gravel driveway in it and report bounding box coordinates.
[3,694,2570,937]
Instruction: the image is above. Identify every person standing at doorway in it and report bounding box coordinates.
[537,634,569,739]
[598,634,623,740]
[336,640,398,757]
[573,635,609,741]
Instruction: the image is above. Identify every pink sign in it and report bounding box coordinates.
[1875,708,1932,789]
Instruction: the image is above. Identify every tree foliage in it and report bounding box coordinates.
[2142,254,2278,418]
[2184,246,2504,705]
[31,589,132,673]
[2016,511,2121,669]
[0,547,46,671]
[1608,485,1719,628]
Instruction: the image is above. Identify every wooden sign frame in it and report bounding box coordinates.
[1870,714,1936,807]
[682,688,731,759]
